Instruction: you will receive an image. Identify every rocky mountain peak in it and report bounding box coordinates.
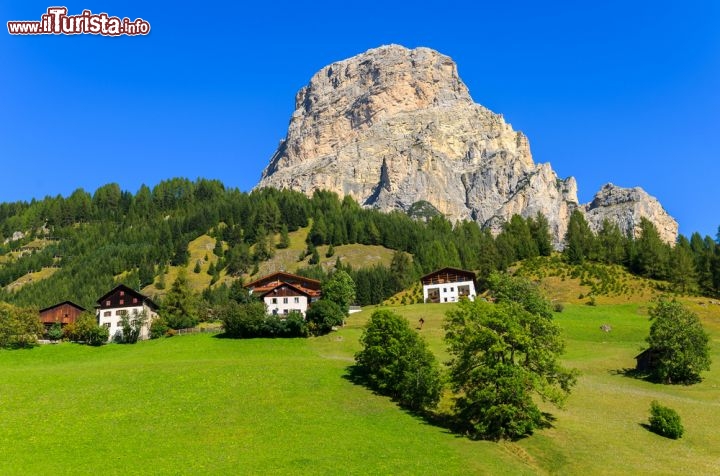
[257,45,677,246]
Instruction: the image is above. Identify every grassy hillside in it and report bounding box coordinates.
[1,296,718,474]
[0,334,530,475]
[256,224,395,278]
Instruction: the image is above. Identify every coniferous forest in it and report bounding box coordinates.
[0,178,719,314]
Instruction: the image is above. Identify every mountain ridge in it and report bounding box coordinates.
[257,44,678,245]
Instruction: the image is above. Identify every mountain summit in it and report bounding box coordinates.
[257,45,677,244]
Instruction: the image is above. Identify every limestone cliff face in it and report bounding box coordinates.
[584,184,678,243]
[257,45,677,245]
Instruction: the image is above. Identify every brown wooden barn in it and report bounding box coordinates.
[38,301,86,330]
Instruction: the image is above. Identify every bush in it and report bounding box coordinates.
[0,303,43,349]
[355,310,442,412]
[649,401,684,439]
[219,302,307,338]
[63,312,108,346]
[149,316,170,339]
[305,299,344,336]
[47,322,63,341]
[553,302,564,313]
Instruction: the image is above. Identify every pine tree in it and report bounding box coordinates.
[162,269,198,329]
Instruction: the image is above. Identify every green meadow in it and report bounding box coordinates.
[1,301,719,474]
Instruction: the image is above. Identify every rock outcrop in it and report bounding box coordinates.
[584,184,678,243]
[257,45,677,245]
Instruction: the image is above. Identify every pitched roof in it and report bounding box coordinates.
[245,271,322,297]
[420,267,476,284]
[38,301,86,314]
[259,281,312,299]
[96,284,158,310]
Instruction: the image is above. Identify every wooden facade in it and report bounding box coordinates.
[421,267,476,286]
[245,271,322,298]
[39,301,86,328]
[96,284,158,312]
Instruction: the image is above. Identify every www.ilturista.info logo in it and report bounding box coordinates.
[7,7,150,36]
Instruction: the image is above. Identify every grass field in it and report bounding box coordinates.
[1,299,719,474]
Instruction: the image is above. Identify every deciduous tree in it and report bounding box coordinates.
[644,298,710,384]
[444,273,577,440]
[355,310,442,411]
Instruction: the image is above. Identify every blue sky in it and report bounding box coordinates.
[2,1,718,238]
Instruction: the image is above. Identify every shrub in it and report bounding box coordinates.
[649,401,684,439]
[63,312,108,346]
[220,302,308,338]
[47,322,63,341]
[149,316,170,339]
[553,302,564,313]
[305,300,344,336]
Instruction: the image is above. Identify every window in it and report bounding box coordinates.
[283,309,289,315]
[450,287,454,292]
[272,298,277,304]
[116,310,123,316]
[283,298,288,304]
[133,298,138,304]
[103,311,111,317]
[443,288,447,293]
[106,300,111,306]
[104,323,111,329]
[120,291,125,296]
[117,321,123,327]
[119,299,124,305]
[294,297,299,304]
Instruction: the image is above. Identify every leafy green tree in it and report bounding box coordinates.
[0,302,43,348]
[162,269,198,329]
[305,299,345,335]
[444,273,577,440]
[355,310,442,411]
[114,309,148,344]
[322,270,356,314]
[644,298,710,384]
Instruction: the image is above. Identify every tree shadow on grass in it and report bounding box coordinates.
[343,364,555,441]
[342,364,461,436]
[609,367,652,381]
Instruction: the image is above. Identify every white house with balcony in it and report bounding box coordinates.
[421,267,477,304]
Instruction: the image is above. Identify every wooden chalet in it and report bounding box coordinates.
[245,272,321,316]
[420,267,477,304]
[38,301,86,329]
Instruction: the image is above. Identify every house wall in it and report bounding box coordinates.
[423,279,476,304]
[97,304,158,341]
[264,295,309,316]
[39,303,84,327]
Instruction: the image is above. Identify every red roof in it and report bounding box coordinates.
[245,272,321,297]
[259,281,313,299]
